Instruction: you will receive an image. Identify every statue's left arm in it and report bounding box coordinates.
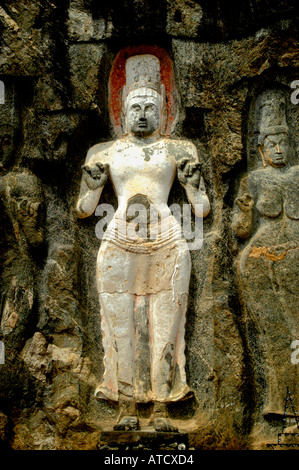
[176,142,210,218]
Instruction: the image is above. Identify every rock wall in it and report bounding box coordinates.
[0,0,298,450]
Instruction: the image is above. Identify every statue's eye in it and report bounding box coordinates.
[131,104,141,111]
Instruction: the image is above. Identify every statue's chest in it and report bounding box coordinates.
[251,168,299,220]
[110,144,176,181]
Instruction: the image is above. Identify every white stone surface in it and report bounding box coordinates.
[76,54,210,406]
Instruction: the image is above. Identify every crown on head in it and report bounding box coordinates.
[122,54,165,107]
[257,90,289,145]
[125,54,162,93]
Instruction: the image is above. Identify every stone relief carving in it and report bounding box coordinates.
[76,53,210,431]
[232,89,298,419]
[0,83,45,351]
[0,0,298,451]
[0,170,44,348]
[0,81,19,171]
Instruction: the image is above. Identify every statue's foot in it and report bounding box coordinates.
[284,424,299,433]
[153,417,178,433]
[262,405,285,417]
[113,415,139,431]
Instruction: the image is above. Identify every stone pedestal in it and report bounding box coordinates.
[99,428,189,451]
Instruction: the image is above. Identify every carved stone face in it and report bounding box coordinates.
[126,95,161,137]
[262,132,289,167]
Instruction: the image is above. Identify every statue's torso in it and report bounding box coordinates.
[88,137,198,220]
[110,139,176,216]
[244,165,299,249]
[249,165,299,221]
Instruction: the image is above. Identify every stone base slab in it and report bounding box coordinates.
[99,428,189,450]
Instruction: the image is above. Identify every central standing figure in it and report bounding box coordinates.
[76,54,210,431]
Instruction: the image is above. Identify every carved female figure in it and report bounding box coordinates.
[233,90,298,417]
[76,54,210,431]
[0,84,44,351]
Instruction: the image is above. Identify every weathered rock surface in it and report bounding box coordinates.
[0,0,298,450]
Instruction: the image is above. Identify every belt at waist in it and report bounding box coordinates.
[102,215,183,253]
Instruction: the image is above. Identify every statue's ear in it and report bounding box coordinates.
[121,110,127,136]
[160,84,167,136]
[121,86,128,136]
[258,144,267,168]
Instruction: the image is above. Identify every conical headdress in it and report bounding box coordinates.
[257,90,289,145]
[122,54,165,107]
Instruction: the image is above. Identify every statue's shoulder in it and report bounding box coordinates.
[288,164,299,176]
[85,140,116,163]
[165,138,198,162]
[247,169,266,196]
[248,168,264,184]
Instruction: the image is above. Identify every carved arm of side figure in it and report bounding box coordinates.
[176,143,210,218]
[76,145,109,219]
[232,175,254,239]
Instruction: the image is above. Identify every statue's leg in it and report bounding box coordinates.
[97,292,139,429]
[147,241,191,432]
[240,249,299,417]
[148,289,189,432]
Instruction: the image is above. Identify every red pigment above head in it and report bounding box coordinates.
[108,45,179,138]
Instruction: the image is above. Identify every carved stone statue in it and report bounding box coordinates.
[0,170,44,349]
[0,84,44,351]
[232,90,298,418]
[76,54,210,431]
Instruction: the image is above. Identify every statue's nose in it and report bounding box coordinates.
[139,107,146,120]
[275,144,282,153]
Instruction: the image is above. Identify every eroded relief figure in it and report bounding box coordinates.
[76,54,210,431]
[233,90,298,417]
[0,84,44,350]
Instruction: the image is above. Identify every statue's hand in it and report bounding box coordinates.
[236,193,254,212]
[17,198,40,220]
[11,197,43,245]
[177,158,202,189]
[82,162,109,190]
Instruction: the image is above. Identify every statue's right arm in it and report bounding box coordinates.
[76,146,109,219]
